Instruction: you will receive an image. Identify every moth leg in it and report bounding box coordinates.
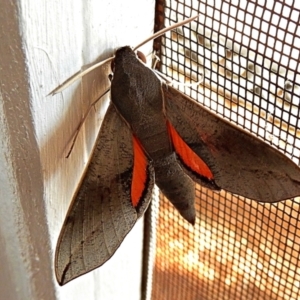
[151,51,160,69]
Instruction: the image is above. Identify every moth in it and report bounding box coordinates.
[54,16,300,285]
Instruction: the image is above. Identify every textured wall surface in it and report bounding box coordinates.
[0,0,155,299]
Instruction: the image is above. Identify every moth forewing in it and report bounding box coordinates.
[55,104,155,285]
[163,84,300,202]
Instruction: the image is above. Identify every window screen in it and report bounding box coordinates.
[143,1,300,300]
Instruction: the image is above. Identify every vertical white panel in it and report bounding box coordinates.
[0,0,155,299]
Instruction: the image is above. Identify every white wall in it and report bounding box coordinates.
[0,0,155,299]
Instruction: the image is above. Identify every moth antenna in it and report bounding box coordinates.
[66,87,110,158]
[49,56,114,95]
[49,15,199,95]
[133,14,200,51]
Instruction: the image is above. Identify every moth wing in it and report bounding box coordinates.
[55,103,154,285]
[163,84,300,202]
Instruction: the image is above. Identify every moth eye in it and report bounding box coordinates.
[137,51,147,63]
[111,59,115,72]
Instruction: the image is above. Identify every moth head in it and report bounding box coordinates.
[110,47,147,73]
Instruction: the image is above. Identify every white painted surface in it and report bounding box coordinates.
[0,0,155,299]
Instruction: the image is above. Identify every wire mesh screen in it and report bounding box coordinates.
[143,1,300,300]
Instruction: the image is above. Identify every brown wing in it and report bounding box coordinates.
[163,84,300,202]
[55,104,154,285]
